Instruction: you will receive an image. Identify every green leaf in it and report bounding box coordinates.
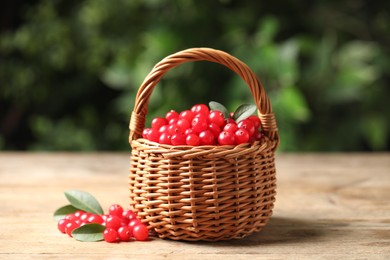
[233,104,257,122]
[72,224,105,242]
[64,190,104,215]
[209,101,230,118]
[53,204,79,221]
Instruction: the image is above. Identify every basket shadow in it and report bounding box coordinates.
[185,216,348,246]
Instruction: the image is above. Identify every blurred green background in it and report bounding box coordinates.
[1,0,389,151]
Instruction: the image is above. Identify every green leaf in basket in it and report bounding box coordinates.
[233,104,257,122]
[64,190,104,215]
[209,101,230,118]
[53,204,79,221]
[72,224,105,242]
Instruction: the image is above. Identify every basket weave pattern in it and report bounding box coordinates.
[129,48,279,241]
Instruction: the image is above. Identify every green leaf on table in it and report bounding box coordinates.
[53,204,79,221]
[233,104,257,122]
[209,101,230,118]
[64,190,104,215]
[72,224,105,242]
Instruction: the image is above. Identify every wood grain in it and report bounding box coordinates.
[0,153,389,259]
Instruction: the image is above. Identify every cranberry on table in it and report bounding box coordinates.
[65,221,79,237]
[109,204,124,217]
[122,210,137,221]
[103,228,118,243]
[88,214,104,224]
[128,218,142,229]
[58,219,69,234]
[74,210,85,218]
[133,224,149,241]
[101,214,110,222]
[105,215,122,230]
[118,226,132,241]
[79,213,92,222]
[56,202,152,243]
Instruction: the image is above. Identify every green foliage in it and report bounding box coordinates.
[1,0,389,151]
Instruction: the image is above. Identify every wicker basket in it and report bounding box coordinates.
[129,48,279,241]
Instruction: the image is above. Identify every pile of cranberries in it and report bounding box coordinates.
[142,104,263,146]
[57,204,149,243]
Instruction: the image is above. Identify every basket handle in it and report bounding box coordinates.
[129,47,279,144]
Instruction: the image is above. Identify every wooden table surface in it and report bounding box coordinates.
[0,152,389,259]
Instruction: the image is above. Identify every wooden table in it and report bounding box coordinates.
[0,153,389,259]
